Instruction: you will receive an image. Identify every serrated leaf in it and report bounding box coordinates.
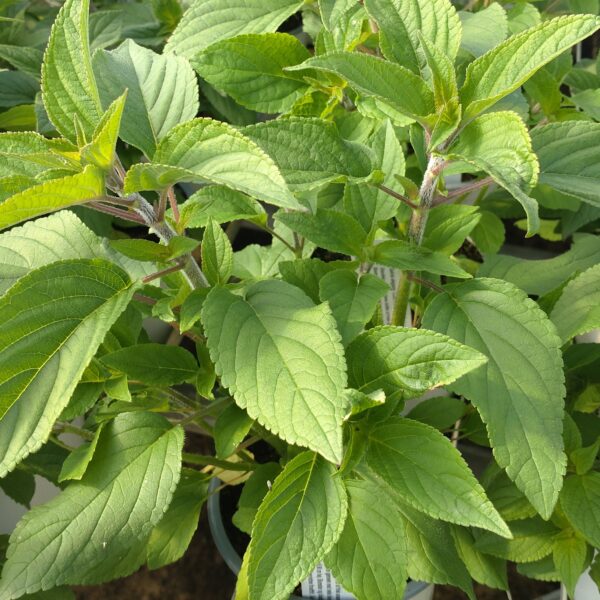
[0,259,139,477]
[0,165,104,231]
[0,413,183,598]
[58,424,104,483]
[166,0,303,59]
[319,0,356,31]
[423,204,481,255]
[192,33,310,113]
[460,15,600,119]
[247,452,347,600]
[101,343,198,387]
[81,93,126,171]
[422,278,566,519]
[0,211,150,295]
[560,472,600,548]
[288,53,435,123]
[243,117,373,191]
[41,0,102,143]
[479,233,600,296]
[346,325,487,402]
[459,3,508,57]
[367,417,509,536]
[531,121,600,207]
[92,40,199,157]
[276,209,367,257]
[147,468,209,570]
[363,0,461,72]
[201,280,347,463]
[446,111,540,235]
[324,479,407,600]
[202,219,233,285]
[343,184,398,236]
[370,239,471,278]
[124,118,298,209]
[553,534,589,597]
[319,270,389,346]
[177,185,265,229]
[550,263,600,343]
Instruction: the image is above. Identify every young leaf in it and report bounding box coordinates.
[550,263,600,343]
[201,280,348,463]
[367,417,510,536]
[553,534,589,598]
[92,40,199,158]
[0,413,183,598]
[531,121,600,207]
[470,210,505,255]
[58,424,104,483]
[459,3,508,57]
[346,326,486,401]
[363,0,461,73]
[192,33,310,113]
[243,117,373,191]
[147,469,210,570]
[319,270,389,346]
[422,278,566,519]
[124,118,299,209]
[319,0,355,31]
[41,0,102,143]
[560,472,600,548]
[100,344,198,387]
[422,205,481,255]
[247,452,347,600]
[460,15,600,119]
[202,219,233,285]
[166,0,303,59]
[80,93,126,171]
[0,165,104,230]
[288,53,435,123]
[214,404,253,460]
[0,259,139,477]
[446,111,540,235]
[324,479,408,600]
[177,185,265,230]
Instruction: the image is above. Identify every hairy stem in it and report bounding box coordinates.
[433,176,493,206]
[391,271,412,326]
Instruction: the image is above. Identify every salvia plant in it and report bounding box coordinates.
[0,0,600,599]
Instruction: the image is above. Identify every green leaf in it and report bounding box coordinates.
[406,395,466,430]
[319,270,389,346]
[553,534,589,597]
[446,111,540,235]
[41,0,102,143]
[124,118,298,210]
[560,472,600,548]
[276,209,367,257]
[531,121,600,207]
[0,105,36,132]
[0,165,104,231]
[0,259,139,477]
[202,219,233,285]
[319,0,356,31]
[58,424,104,483]
[0,72,39,109]
[92,40,199,158]
[422,278,566,519]
[101,343,198,387]
[423,205,481,255]
[370,239,471,278]
[367,416,509,536]
[233,243,294,280]
[346,325,487,401]
[460,15,600,119]
[474,517,559,563]
[147,468,209,570]
[214,403,253,459]
[166,0,303,59]
[571,439,600,475]
[325,479,407,600]
[470,210,505,255]
[81,93,126,172]
[201,280,348,463]
[363,0,461,72]
[550,263,600,343]
[0,45,44,79]
[192,33,310,113]
[343,184,397,236]
[479,233,600,296]
[0,469,35,508]
[288,53,435,123]
[0,413,183,598]
[483,466,536,522]
[459,3,508,57]
[247,452,347,600]
[0,211,149,296]
[177,185,265,229]
[243,117,373,191]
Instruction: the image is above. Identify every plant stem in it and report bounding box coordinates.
[55,422,94,441]
[182,452,255,472]
[376,184,418,209]
[167,187,180,223]
[391,271,411,326]
[142,261,185,283]
[433,176,493,206]
[88,201,145,224]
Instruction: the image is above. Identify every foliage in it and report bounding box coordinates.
[0,0,599,599]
